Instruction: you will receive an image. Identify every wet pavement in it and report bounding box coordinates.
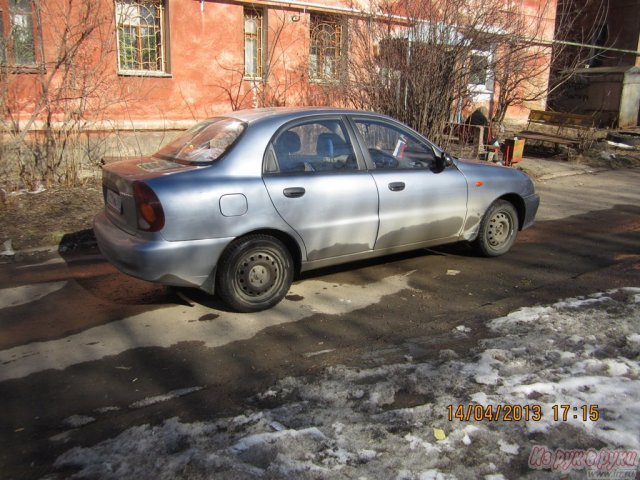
[0,167,639,479]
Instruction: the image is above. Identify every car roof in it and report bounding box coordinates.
[225,107,390,125]
[220,107,442,156]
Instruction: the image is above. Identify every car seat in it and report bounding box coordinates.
[316,133,356,169]
[274,131,302,172]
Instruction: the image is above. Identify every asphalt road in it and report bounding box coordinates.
[0,168,639,480]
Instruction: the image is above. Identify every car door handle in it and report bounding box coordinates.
[283,187,306,198]
[388,182,405,192]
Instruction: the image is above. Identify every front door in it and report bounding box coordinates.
[351,117,468,250]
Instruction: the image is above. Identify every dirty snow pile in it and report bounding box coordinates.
[55,288,640,479]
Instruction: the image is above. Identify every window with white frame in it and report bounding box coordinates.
[0,0,37,66]
[116,0,168,74]
[309,14,343,81]
[469,50,493,93]
[244,7,264,79]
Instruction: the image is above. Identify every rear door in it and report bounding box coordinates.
[350,116,469,250]
[262,117,379,261]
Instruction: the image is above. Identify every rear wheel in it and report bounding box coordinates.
[474,200,518,257]
[216,234,293,312]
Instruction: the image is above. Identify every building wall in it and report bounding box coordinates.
[554,0,640,69]
[2,0,557,132]
[549,0,640,126]
[466,0,557,125]
[607,0,640,66]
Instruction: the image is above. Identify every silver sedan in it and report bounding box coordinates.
[94,108,539,312]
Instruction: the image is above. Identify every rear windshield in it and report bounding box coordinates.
[154,118,246,163]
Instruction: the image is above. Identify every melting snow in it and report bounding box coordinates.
[63,415,96,428]
[55,288,640,479]
[128,387,204,409]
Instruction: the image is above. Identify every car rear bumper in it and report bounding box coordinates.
[522,193,540,230]
[93,211,232,293]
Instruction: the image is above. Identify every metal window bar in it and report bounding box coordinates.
[244,8,262,78]
[0,8,5,63]
[116,0,166,72]
[310,15,341,81]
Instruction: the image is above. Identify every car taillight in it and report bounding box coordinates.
[133,181,165,232]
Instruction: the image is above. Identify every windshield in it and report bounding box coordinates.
[154,118,246,163]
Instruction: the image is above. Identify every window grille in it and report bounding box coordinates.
[244,7,263,78]
[116,0,167,73]
[309,14,343,81]
[1,0,37,65]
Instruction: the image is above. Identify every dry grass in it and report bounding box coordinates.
[0,178,102,252]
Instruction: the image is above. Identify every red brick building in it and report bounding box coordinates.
[0,0,568,183]
[1,0,561,126]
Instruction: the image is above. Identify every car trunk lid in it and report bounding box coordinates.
[101,157,200,235]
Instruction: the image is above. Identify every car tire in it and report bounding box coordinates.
[606,131,640,147]
[216,234,293,312]
[474,200,518,257]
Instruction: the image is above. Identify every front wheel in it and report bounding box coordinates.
[474,200,519,257]
[216,235,293,312]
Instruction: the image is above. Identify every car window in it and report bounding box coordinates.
[269,120,358,173]
[154,118,246,164]
[354,119,436,170]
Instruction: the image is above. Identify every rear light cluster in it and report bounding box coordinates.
[133,181,165,232]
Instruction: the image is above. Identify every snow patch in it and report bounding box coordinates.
[129,387,204,409]
[54,288,640,479]
[497,439,519,455]
[63,415,95,428]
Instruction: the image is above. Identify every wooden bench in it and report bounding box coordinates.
[519,110,595,150]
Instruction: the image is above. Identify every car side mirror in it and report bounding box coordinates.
[436,151,454,171]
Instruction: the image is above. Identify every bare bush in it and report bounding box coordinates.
[341,0,606,143]
[0,0,132,190]
[344,0,504,143]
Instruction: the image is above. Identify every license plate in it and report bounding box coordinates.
[106,188,122,213]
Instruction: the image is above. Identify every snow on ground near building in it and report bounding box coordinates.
[55,289,640,479]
